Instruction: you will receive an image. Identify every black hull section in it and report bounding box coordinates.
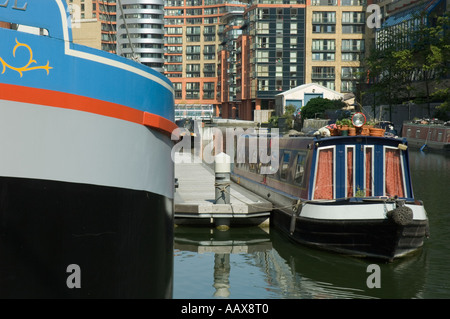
[0,177,173,298]
[272,209,428,261]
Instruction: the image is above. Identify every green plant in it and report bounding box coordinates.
[355,186,365,197]
[341,118,352,126]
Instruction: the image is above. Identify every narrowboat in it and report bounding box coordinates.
[232,115,429,261]
[0,1,176,297]
[402,120,450,151]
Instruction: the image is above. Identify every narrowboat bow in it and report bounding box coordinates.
[232,131,429,261]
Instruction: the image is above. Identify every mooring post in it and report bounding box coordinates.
[214,152,231,229]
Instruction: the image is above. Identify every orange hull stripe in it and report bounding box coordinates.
[0,83,177,137]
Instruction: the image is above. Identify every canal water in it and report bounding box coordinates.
[173,149,450,299]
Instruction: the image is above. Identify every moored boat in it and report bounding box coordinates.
[0,0,176,297]
[402,120,450,151]
[232,115,429,261]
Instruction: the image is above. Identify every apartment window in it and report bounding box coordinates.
[341,80,357,93]
[166,55,182,63]
[311,0,337,5]
[186,64,200,78]
[204,7,218,15]
[341,0,366,4]
[165,27,182,35]
[342,52,364,61]
[257,36,269,48]
[341,67,363,80]
[312,13,336,34]
[313,80,335,90]
[290,51,297,63]
[257,65,269,77]
[186,9,202,16]
[186,82,200,99]
[290,23,297,34]
[203,82,215,99]
[258,79,269,91]
[256,50,269,63]
[342,39,365,52]
[290,65,297,77]
[312,53,335,61]
[290,37,297,48]
[186,26,200,35]
[258,8,269,19]
[276,37,283,49]
[276,66,282,78]
[186,18,202,24]
[312,11,336,23]
[203,45,215,54]
[312,66,335,79]
[204,26,216,35]
[312,39,335,51]
[173,82,182,99]
[187,35,201,42]
[186,45,200,54]
[342,25,365,34]
[257,22,270,34]
[166,46,183,54]
[342,12,365,24]
[203,63,216,77]
[166,36,183,44]
[166,64,182,72]
[186,0,202,5]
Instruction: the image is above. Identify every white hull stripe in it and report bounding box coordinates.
[300,202,427,221]
[0,100,174,199]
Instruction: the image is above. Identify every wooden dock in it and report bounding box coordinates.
[174,152,272,227]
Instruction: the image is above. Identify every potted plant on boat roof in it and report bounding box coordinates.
[338,118,351,136]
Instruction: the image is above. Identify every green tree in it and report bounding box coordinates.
[301,97,346,119]
[365,12,450,118]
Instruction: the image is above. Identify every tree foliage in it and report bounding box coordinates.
[301,97,346,119]
[364,11,450,118]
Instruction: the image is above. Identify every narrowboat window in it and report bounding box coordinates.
[438,132,443,142]
[294,153,306,185]
[415,129,420,138]
[365,147,373,196]
[385,148,405,198]
[346,146,354,197]
[280,151,291,181]
[406,128,411,137]
[314,147,334,200]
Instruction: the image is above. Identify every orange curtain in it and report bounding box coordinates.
[314,149,333,199]
[365,148,372,196]
[347,148,353,198]
[385,149,405,197]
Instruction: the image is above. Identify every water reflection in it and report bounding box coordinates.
[174,225,428,299]
[174,225,272,298]
[266,229,428,299]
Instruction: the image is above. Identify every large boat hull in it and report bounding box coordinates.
[0,176,173,298]
[0,100,174,298]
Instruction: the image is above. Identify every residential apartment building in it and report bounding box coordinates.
[218,0,367,121]
[67,0,117,53]
[164,0,247,117]
[234,1,307,120]
[306,0,366,94]
[116,0,165,72]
